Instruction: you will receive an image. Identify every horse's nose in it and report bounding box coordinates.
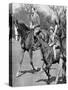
[15,36,18,41]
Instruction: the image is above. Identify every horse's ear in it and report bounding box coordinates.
[16,19,18,25]
[55,20,57,25]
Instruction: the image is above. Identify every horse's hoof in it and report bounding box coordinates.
[33,67,40,72]
[40,68,43,72]
[35,67,38,70]
[16,71,21,77]
[54,81,58,84]
[47,78,51,84]
[33,67,38,71]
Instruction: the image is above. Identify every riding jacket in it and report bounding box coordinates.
[31,11,40,27]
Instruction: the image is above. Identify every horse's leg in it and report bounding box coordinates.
[47,68,51,84]
[43,66,51,84]
[54,57,63,84]
[41,62,45,72]
[62,57,66,83]
[29,49,37,70]
[16,49,25,77]
[62,65,66,83]
[20,50,25,69]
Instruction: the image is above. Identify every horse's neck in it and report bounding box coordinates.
[14,25,18,35]
[37,36,48,48]
[21,29,34,45]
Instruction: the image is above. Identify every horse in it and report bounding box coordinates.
[13,21,41,77]
[56,25,66,82]
[36,32,65,84]
[9,14,19,41]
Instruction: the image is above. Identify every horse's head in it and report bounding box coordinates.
[13,20,20,41]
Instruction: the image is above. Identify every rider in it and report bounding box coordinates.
[30,7,40,36]
[29,7,41,46]
[48,23,60,60]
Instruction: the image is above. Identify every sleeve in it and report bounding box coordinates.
[36,14,40,25]
[31,13,40,26]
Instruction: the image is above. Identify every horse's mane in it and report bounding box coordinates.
[17,23,30,32]
[17,23,31,38]
[17,22,34,45]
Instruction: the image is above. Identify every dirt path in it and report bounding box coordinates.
[10,38,62,86]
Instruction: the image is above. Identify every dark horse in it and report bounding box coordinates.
[36,31,66,84]
[56,25,66,82]
[14,21,41,77]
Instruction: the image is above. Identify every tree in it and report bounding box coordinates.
[49,5,66,36]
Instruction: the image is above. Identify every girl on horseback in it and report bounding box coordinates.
[48,24,60,60]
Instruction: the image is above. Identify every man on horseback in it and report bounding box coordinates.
[30,7,40,36]
[15,8,41,77]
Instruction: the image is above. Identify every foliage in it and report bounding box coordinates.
[49,5,66,33]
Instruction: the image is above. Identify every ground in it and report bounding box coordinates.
[10,38,64,87]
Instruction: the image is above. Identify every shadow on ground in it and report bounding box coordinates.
[36,76,56,84]
[16,68,41,78]
[36,76,66,84]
